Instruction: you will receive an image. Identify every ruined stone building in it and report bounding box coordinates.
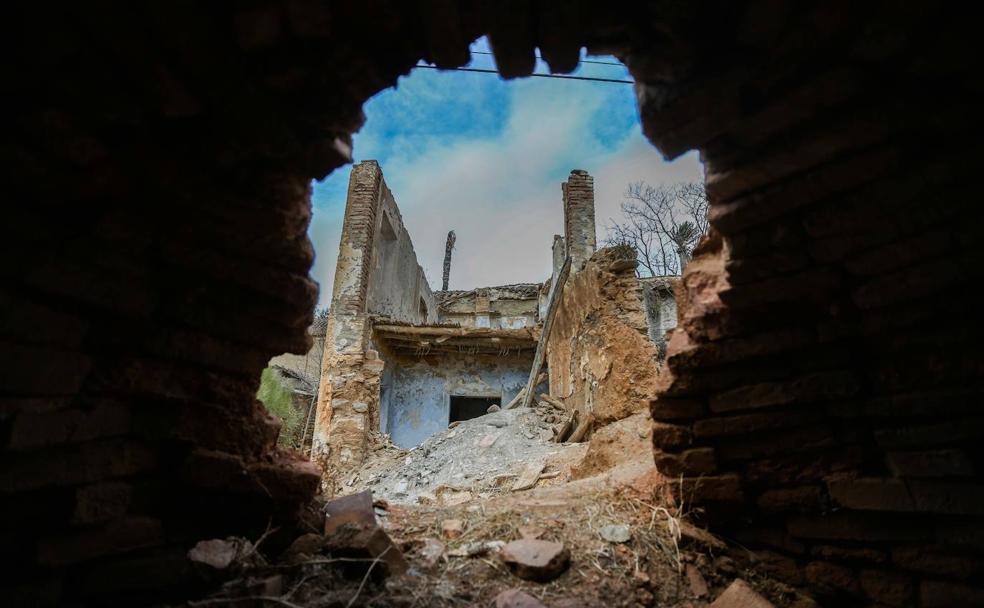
[313,162,670,463]
[4,3,983,606]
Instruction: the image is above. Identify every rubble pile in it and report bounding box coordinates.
[349,404,587,504]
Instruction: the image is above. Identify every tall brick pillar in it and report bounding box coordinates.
[562,170,596,271]
[314,161,383,493]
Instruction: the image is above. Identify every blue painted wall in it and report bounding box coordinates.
[384,353,533,448]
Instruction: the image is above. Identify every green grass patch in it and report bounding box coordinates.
[257,367,304,447]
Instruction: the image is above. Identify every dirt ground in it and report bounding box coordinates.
[185,462,816,607]
[183,403,817,607]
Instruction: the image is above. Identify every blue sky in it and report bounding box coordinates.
[310,39,702,307]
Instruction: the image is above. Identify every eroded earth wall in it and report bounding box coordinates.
[547,248,661,428]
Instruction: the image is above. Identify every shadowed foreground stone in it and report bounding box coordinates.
[495,588,548,608]
[499,539,570,582]
[709,579,775,608]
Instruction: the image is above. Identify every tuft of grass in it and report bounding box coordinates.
[609,240,637,261]
[257,367,303,446]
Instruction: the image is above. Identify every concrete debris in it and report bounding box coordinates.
[512,459,546,491]
[686,564,710,598]
[188,538,252,571]
[709,579,775,608]
[499,539,571,582]
[599,524,632,543]
[281,532,324,563]
[487,404,501,413]
[479,434,499,448]
[324,490,377,535]
[447,540,506,557]
[441,518,465,539]
[322,490,408,578]
[350,407,582,504]
[417,538,446,569]
[495,588,548,608]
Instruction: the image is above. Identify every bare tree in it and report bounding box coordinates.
[606,181,708,276]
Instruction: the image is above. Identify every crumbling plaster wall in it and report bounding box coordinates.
[547,248,661,428]
[383,352,532,448]
[314,161,434,489]
[365,180,437,323]
[639,277,680,357]
[437,285,540,329]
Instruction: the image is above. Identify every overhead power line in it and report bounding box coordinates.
[469,49,625,67]
[413,64,633,84]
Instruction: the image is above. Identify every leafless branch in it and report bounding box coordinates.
[604,181,708,277]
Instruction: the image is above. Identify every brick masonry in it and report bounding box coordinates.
[1,2,981,606]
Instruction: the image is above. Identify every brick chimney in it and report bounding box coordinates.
[562,169,596,270]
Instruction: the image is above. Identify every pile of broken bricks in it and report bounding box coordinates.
[185,489,781,608]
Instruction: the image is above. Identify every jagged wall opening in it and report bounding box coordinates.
[3,2,981,606]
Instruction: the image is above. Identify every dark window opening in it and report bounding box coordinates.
[449,395,500,423]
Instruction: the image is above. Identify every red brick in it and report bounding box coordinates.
[756,486,821,513]
[709,371,858,413]
[73,482,132,525]
[859,570,913,607]
[891,546,984,579]
[805,560,860,595]
[887,448,974,478]
[827,477,915,512]
[651,398,705,421]
[788,513,932,543]
[920,580,984,608]
[7,402,130,450]
[694,411,820,438]
[651,422,693,450]
[908,480,984,515]
[811,544,885,564]
[680,474,744,503]
[654,447,717,476]
[37,516,164,567]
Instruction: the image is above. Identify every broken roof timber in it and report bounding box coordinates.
[373,324,535,341]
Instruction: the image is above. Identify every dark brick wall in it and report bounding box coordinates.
[1,1,980,606]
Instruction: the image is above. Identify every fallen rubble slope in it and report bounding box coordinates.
[349,407,587,504]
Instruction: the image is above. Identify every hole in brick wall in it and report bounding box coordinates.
[10,6,977,606]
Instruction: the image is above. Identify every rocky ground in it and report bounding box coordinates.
[180,401,819,608]
[181,463,816,608]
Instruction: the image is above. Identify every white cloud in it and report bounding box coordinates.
[309,76,703,307]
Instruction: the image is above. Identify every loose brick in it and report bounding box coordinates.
[651,422,693,450]
[827,477,915,512]
[756,486,821,513]
[654,447,717,476]
[859,569,913,607]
